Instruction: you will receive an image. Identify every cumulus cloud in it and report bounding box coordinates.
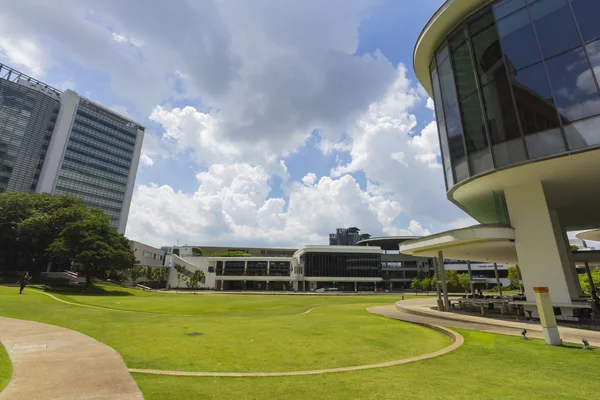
[139,154,154,168]
[126,165,429,247]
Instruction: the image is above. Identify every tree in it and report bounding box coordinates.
[507,266,520,289]
[47,210,134,288]
[570,245,579,252]
[420,276,431,291]
[186,269,206,293]
[173,264,187,288]
[129,266,144,282]
[579,270,600,295]
[0,193,91,277]
[191,247,204,256]
[155,267,169,289]
[410,277,421,290]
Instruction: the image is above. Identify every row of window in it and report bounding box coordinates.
[431,0,600,190]
[65,144,131,175]
[214,261,292,276]
[302,252,382,278]
[55,176,125,203]
[72,120,136,153]
[58,168,127,193]
[142,251,163,260]
[76,107,138,141]
[69,130,135,162]
[62,152,130,179]
[60,161,128,186]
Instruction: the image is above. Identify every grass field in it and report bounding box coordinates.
[0,286,447,372]
[1,285,600,399]
[0,343,11,393]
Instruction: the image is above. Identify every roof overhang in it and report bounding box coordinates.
[355,236,422,250]
[414,0,488,95]
[576,230,600,242]
[399,224,517,263]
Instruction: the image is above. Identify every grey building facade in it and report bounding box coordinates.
[0,64,144,233]
[329,227,371,246]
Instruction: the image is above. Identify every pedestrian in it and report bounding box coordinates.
[18,270,30,294]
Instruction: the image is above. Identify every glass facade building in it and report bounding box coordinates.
[0,69,60,193]
[430,0,600,191]
[53,98,141,229]
[302,251,381,278]
[0,64,144,233]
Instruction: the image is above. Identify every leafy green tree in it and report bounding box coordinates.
[191,247,204,256]
[507,266,520,289]
[144,266,156,282]
[47,210,134,288]
[155,267,169,288]
[129,266,144,282]
[420,276,431,291]
[0,193,90,276]
[410,277,421,290]
[186,269,205,293]
[206,251,251,257]
[579,270,600,295]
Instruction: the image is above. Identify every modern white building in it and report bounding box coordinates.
[0,64,144,233]
[165,245,388,292]
[401,0,600,320]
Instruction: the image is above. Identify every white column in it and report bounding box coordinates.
[374,281,377,292]
[433,257,441,301]
[36,90,80,193]
[466,261,474,294]
[438,251,450,310]
[505,181,581,304]
[493,263,502,296]
[354,281,357,293]
[118,127,144,234]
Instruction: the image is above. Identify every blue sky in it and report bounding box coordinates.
[1,0,476,248]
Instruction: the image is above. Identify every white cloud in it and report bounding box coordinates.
[302,173,317,186]
[126,166,429,248]
[0,36,49,77]
[426,97,435,110]
[139,154,154,168]
[331,65,466,224]
[410,121,441,168]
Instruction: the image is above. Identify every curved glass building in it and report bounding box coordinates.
[406,0,600,320]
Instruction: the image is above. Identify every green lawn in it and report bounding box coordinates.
[0,286,447,372]
[2,285,600,400]
[133,329,600,400]
[0,343,11,393]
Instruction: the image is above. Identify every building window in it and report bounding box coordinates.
[143,251,153,258]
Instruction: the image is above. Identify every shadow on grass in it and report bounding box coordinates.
[32,284,134,297]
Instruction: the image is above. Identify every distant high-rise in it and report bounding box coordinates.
[0,64,144,233]
[329,227,371,246]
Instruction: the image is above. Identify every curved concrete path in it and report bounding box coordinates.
[31,290,324,319]
[381,297,600,346]
[0,317,143,400]
[129,319,463,377]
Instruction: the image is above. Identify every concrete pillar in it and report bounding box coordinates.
[303,280,306,292]
[354,281,357,293]
[466,260,474,294]
[374,281,377,292]
[505,181,582,304]
[438,251,450,310]
[433,257,442,301]
[493,263,502,296]
[244,261,248,276]
[516,265,525,293]
[585,262,597,299]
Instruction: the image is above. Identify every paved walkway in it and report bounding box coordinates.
[373,297,600,346]
[0,317,143,400]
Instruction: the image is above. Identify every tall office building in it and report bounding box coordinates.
[329,227,371,246]
[0,64,144,233]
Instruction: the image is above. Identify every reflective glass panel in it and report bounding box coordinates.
[431,68,452,172]
[586,40,600,94]
[569,0,600,43]
[460,92,493,176]
[437,45,449,64]
[451,40,478,100]
[511,62,560,136]
[496,8,541,70]
[528,0,582,59]
[544,46,600,122]
[470,14,505,85]
[493,0,527,19]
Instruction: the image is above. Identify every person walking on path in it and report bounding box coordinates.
[18,270,30,294]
